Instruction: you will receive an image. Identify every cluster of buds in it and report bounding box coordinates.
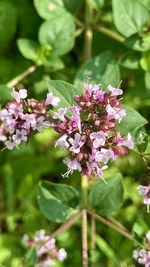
[22,230,67,267]
[53,83,134,179]
[133,231,150,266]
[137,185,150,213]
[0,89,60,150]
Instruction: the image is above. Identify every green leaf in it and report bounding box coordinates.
[74,51,120,88]
[118,105,148,136]
[119,51,140,69]
[112,0,150,37]
[87,0,105,9]
[44,54,65,71]
[0,2,17,51]
[38,11,75,56]
[145,71,150,90]
[17,39,39,61]
[63,0,83,13]
[47,80,83,107]
[88,174,123,216]
[37,181,79,222]
[24,246,37,267]
[140,52,150,71]
[137,0,150,10]
[34,0,65,20]
[0,85,12,104]
[124,34,150,52]
[137,131,149,153]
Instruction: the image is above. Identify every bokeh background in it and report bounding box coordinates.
[0,0,150,266]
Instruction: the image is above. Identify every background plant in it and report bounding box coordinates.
[0,0,150,266]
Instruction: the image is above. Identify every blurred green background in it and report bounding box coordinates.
[0,0,150,266]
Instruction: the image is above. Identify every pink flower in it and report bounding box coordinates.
[121,133,134,149]
[12,129,27,145]
[108,84,123,96]
[90,131,107,148]
[69,133,84,154]
[137,185,150,206]
[95,148,115,164]
[63,158,82,177]
[57,248,67,261]
[53,108,67,121]
[7,103,23,116]
[45,92,60,106]
[5,140,16,150]
[106,104,126,122]
[11,89,27,103]
[22,114,36,129]
[55,134,69,149]
[33,116,50,132]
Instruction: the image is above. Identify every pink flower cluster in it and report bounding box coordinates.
[53,83,134,179]
[133,231,150,267]
[137,185,150,212]
[0,89,60,149]
[22,230,67,267]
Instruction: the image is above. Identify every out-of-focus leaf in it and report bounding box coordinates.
[112,0,150,37]
[24,246,37,267]
[38,11,75,55]
[37,181,79,222]
[88,174,123,216]
[63,0,83,13]
[74,51,120,88]
[145,71,150,90]
[96,236,119,264]
[140,52,150,71]
[124,34,150,51]
[137,0,150,10]
[137,131,149,152]
[119,51,140,69]
[118,105,148,136]
[88,0,105,9]
[44,54,65,71]
[0,2,17,51]
[47,80,83,107]
[17,39,39,61]
[0,85,12,104]
[34,0,65,20]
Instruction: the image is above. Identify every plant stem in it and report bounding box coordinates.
[108,216,128,232]
[84,0,93,60]
[90,214,96,267]
[7,65,36,88]
[88,210,133,241]
[82,209,88,267]
[95,25,125,43]
[81,175,88,267]
[50,210,82,238]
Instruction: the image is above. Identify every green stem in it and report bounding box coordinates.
[84,0,93,60]
[81,175,88,267]
[81,175,88,208]
[95,25,125,43]
[90,214,96,267]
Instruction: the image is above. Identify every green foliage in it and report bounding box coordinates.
[37,181,79,222]
[74,51,120,88]
[24,246,37,267]
[48,80,83,107]
[88,174,123,216]
[112,0,150,37]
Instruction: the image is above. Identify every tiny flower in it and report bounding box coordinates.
[95,148,115,164]
[90,131,107,148]
[5,140,16,150]
[137,185,150,212]
[57,248,67,261]
[121,133,134,149]
[33,116,50,132]
[133,249,139,260]
[106,104,126,122]
[63,158,82,177]
[69,133,84,154]
[11,89,27,103]
[45,92,60,106]
[12,129,27,145]
[53,108,67,121]
[55,134,69,149]
[108,84,123,96]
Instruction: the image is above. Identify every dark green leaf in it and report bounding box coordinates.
[118,105,148,136]
[112,0,150,37]
[137,131,149,152]
[74,51,120,88]
[145,71,150,90]
[63,0,83,13]
[88,174,123,216]
[124,34,150,51]
[0,85,12,104]
[47,80,83,107]
[119,51,140,69]
[0,2,17,51]
[37,181,79,222]
[24,246,37,267]
[34,0,65,20]
[38,11,75,56]
[17,39,39,61]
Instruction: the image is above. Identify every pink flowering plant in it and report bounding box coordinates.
[0,80,149,267]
